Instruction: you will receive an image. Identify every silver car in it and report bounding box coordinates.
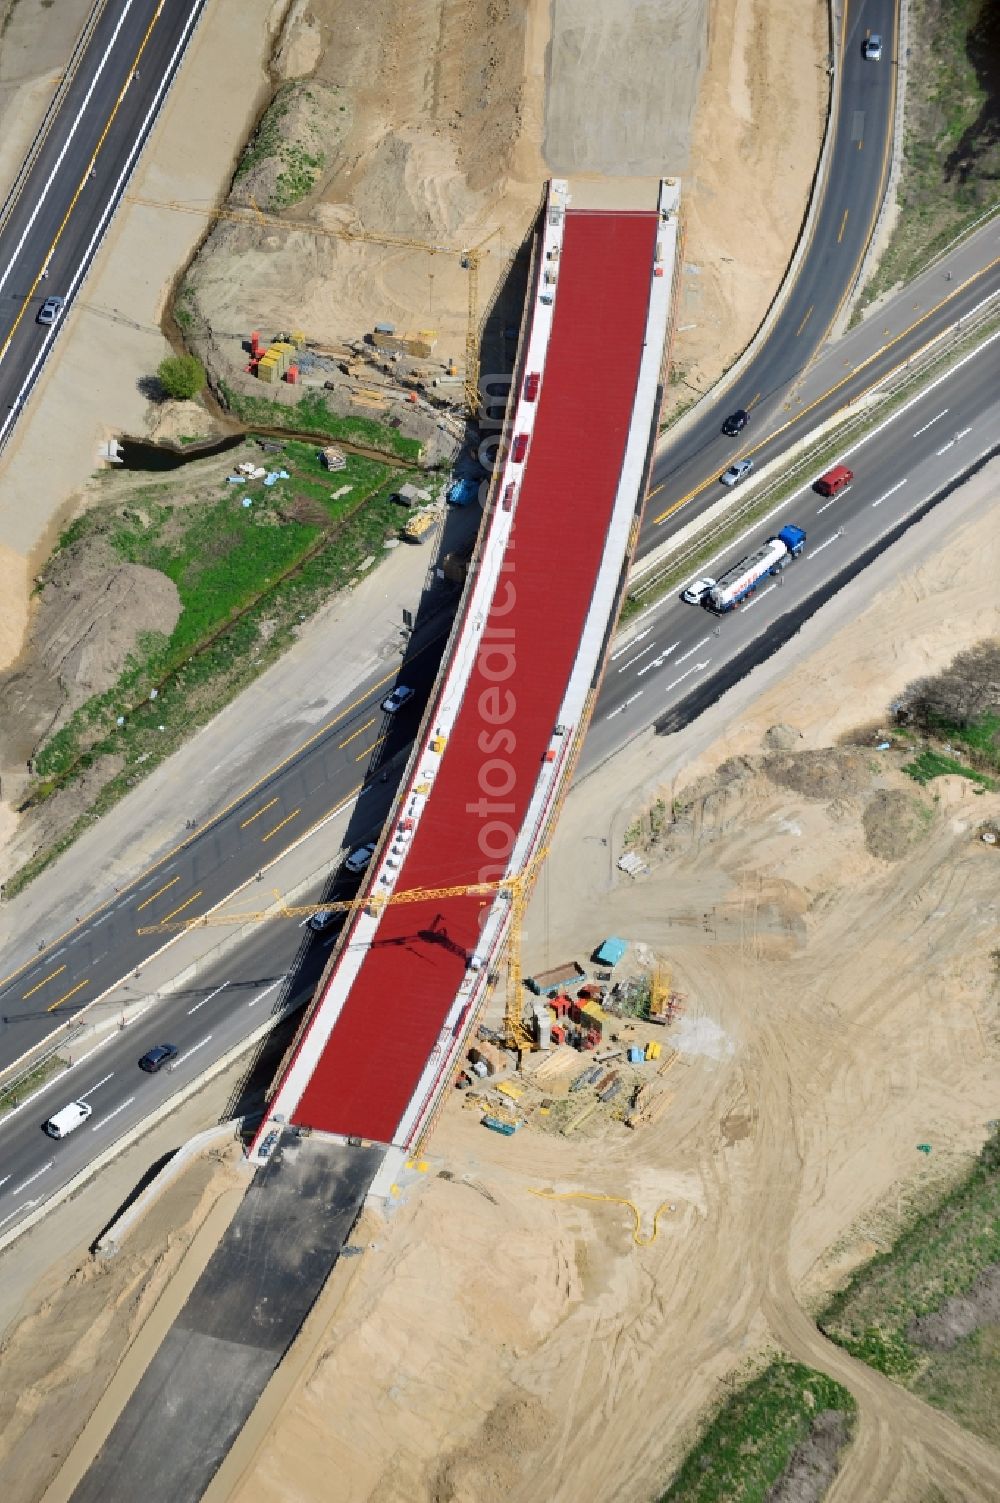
[344,842,376,874]
[681,577,716,605]
[37,295,65,326]
[720,459,753,487]
[863,33,882,60]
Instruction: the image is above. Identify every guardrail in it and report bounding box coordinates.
[629,289,1000,607]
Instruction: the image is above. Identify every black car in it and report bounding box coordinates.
[721,409,748,436]
[138,1043,179,1073]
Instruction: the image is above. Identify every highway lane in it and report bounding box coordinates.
[2,335,997,1232]
[639,0,900,547]
[0,879,338,1240]
[583,332,1000,771]
[0,608,454,1065]
[0,0,209,441]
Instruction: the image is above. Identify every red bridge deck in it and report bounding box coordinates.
[293,209,658,1143]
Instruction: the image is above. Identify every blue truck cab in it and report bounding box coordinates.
[777,524,806,556]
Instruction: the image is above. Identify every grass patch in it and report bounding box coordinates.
[820,1128,1000,1434]
[902,749,995,790]
[7,443,416,896]
[856,0,1000,316]
[0,1055,67,1117]
[658,1358,855,1503]
[218,383,422,464]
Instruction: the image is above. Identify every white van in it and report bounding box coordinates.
[43,1100,92,1138]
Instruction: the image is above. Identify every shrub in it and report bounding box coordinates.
[157,354,206,401]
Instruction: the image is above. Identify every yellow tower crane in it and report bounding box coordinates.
[125,194,496,417]
[137,852,546,1053]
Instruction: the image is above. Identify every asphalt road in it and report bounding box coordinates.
[583,332,1000,771]
[639,0,904,548]
[0,0,995,1230]
[0,0,209,445]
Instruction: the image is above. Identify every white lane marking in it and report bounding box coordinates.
[0,1175,10,1190]
[676,635,710,664]
[175,1035,212,1066]
[637,642,679,677]
[0,1199,39,1230]
[816,495,838,514]
[807,535,841,559]
[871,479,907,508]
[741,583,777,612]
[610,628,651,662]
[0,0,142,298]
[955,426,972,440]
[91,912,110,927]
[622,691,644,712]
[248,979,285,1008]
[912,409,948,437]
[605,703,626,720]
[625,599,671,630]
[188,980,229,1015]
[935,440,955,456]
[664,662,710,695]
[618,643,657,673]
[78,1071,114,1099]
[0,0,209,422]
[91,1096,135,1132]
[13,1161,52,1196]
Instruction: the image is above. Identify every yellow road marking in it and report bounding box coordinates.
[0,645,420,994]
[136,874,180,911]
[47,979,88,1014]
[339,717,376,749]
[652,250,1000,529]
[161,891,203,925]
[23,965,65,1000]
[795,305,813,337]
[0,3,167,369]
[838,209,849,243]
[748,391,761,408]
[262,809,300,843]
[355,735,387,763]
[240,797,278,829]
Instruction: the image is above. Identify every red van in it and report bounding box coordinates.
[814,464,853,497]
[511,433,529,463]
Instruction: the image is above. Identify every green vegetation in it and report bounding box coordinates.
[902,749,994,790]
[233,82,330,209]
[8,440,413,896]
[857,0,1000,314]
[219,383,422,464]
[0,1055,67,1118]
[157,353,206,401]
[658,1359,855,1503]
[821,1129,1000,1440]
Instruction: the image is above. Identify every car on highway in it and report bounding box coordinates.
[720,458,754,487]
[43,1100,92,1138]
[721,409,748,436]
[862,33,882,60]
[344,842,376,874]
[37,295,65,326]
[308,909,343,933]
[681,577,716,605]
[380,684,415,715]
[138,1043,178,1073]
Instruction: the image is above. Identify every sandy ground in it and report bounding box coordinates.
[0,0,286,671]
[204,468,1000,1503]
